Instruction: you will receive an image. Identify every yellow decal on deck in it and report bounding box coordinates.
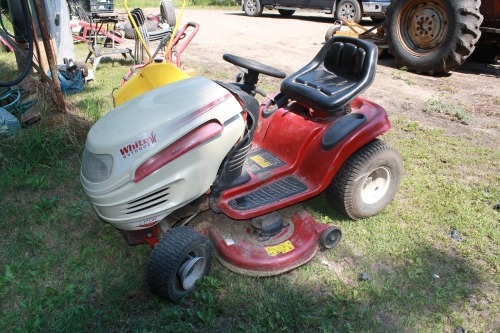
[250,155,272,168]
[265,240,295,256]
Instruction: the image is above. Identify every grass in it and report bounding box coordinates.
[1,28,499,333]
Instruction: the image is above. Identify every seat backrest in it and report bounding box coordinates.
[324,41,368,81]
[280,36,378,113]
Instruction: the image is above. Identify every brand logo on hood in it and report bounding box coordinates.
[120,132,157,159]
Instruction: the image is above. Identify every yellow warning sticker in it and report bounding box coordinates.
[265,240,295,256]
[250,155,272,168]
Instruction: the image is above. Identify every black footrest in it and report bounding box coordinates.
[229,176,307,211]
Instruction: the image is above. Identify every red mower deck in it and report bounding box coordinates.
[206,208,332,276]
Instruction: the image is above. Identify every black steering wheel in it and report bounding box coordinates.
[223,54,286,80]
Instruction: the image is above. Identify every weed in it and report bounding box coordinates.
[424,97,471,124]
[24,174,49,190]
[392,66,414,85]
[84,98,107,122]
[34,195,59,211]
[24,231,45,246]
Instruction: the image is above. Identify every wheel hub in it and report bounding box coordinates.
[340,4,354,20]
[361,166,391,205]
[245,0,257,13]
[177,255,206,290]
[404,1,447,51]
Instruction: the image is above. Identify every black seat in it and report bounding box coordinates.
[280,36,378,113]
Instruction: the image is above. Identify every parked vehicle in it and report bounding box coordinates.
[237,0,389,23]
[384,0,500,74]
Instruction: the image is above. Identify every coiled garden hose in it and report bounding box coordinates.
[0,0,34,87]
[0,86,37,116]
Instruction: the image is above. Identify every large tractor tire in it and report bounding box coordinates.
[384,0,483,75]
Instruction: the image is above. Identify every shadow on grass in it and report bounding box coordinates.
[92,241,481,332]
[204,242,482,332]
[0,196,484,332]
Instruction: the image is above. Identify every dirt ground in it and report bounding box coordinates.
[127,8,500,147]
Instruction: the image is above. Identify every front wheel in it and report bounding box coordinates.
[320,226,342,249]
[335,0,362,23]
[146,226,213,301]
[243,0,263,17]
[325,139,403,220]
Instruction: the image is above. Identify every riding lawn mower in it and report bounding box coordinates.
[80,7,403,300]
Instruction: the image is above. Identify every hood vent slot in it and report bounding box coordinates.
[124,187,170,214]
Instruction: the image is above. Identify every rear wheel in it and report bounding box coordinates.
[278,9,295,17]
[325,139,403,220]
[243,0,263,17]
[335,0,362,23]
[146,226,213,301]
[384,0,483,75]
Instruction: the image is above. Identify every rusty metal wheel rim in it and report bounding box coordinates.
[398,0,448,55]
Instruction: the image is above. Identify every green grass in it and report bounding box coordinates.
[1,33,499,332]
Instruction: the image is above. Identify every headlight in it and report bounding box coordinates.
[81,148,113,183]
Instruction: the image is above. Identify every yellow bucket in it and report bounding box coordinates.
[113,62,192,107]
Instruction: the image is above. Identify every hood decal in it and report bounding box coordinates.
[120,132,157,159]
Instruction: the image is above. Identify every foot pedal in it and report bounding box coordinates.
[229,176,307,211]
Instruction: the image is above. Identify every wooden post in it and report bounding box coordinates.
[31,0,66,112]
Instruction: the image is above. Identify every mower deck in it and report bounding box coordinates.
[204,207,331,276]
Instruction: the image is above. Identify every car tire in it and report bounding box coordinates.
[243,0,263,17]
[278,9,295,17]
[335,0,362,23]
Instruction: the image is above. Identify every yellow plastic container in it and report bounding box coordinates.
[113,62,191,107]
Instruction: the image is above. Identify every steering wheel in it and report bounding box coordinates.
[223,54,286,80]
